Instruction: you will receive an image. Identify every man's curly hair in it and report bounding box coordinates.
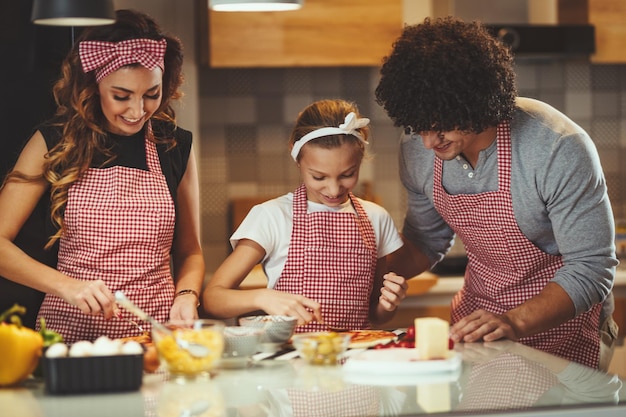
[375,17,517,134]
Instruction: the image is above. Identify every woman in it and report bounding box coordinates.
[0,9,203,343]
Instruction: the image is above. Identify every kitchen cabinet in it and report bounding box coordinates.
[201,0,402,67]
[558,0,626,63]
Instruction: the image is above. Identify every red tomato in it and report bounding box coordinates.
[374,341,395,349]
[398,340,414,348]
[404,326,415,342]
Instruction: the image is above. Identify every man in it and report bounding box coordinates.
[375,16,618,369]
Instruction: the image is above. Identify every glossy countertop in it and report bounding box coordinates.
[2,340,624,417]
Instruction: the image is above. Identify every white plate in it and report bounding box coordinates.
[342,348,461,377]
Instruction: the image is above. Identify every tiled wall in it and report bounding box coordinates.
[197,61,626,273]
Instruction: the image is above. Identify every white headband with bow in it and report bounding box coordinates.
[290,112,370,161]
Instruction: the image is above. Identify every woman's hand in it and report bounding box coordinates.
[170,293,200,321]
[64,279,117,319]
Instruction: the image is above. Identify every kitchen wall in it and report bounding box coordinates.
[114,1,626,273]
[197,61,626,272]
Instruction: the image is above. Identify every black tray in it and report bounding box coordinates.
[43,354,143,394]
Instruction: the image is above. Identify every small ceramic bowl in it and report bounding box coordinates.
[220,326,262,368]
[238,315,297,347]
[291,332,351,366]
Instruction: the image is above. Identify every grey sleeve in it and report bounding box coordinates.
[541,132,617,314]
[398,135,456,268]
[554,362,622,404]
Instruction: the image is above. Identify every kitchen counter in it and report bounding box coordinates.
[231,264,626,337]
[236,266,626,300]
[2,340,624,417]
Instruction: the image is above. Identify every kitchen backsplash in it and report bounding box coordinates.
[197,61,626,272]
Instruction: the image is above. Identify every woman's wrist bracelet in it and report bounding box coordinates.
[175,289,200,307]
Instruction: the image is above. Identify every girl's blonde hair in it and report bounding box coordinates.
[290,99,370,162]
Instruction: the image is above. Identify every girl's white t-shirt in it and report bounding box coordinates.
[230,192,404,288]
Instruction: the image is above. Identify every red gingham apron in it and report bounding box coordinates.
[287,384,379,417]
[433,122,600,368]
[274,184,377,333]
[456,354,558,411]
[37,122,176,343]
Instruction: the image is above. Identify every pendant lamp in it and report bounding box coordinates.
[31,0,116,26]
[209,0,303,12]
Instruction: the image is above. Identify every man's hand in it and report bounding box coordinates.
[450,309,519,343]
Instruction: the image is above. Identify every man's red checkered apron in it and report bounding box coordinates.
[456,354,558,411]
[432,121,600,368]
[36,123,176,343]
[274,184,377,333]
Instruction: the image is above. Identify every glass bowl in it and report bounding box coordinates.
[152,319,225,379]
[291,332,351,366]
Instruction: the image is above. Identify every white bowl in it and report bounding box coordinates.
[220,326,262,368]
[238,315,297,346]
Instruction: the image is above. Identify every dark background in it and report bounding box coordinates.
[0,0,72,178]
[0,0,71,327]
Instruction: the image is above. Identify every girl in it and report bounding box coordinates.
[203,99,407,332]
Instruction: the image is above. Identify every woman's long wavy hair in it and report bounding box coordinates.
[5,9,184,249]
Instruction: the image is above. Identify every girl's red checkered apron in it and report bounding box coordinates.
[432,121,600,368]
[286,384,380,417]
[37,122,176,343]
[275,184,378,333]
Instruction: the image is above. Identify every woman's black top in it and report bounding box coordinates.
[0,119,192,328]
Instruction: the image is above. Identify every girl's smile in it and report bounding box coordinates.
[298,142,362,207]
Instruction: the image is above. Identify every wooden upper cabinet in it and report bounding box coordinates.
[559,0,626,63]
[203,0,403,67]
[588,0,626,63]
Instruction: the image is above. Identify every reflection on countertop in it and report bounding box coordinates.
[3,340,624,417]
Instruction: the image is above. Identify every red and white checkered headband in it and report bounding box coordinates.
[79,38,167,83]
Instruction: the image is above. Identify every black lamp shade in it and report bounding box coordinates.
[31,0,116,26]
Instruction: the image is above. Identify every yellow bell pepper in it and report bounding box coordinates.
[0,304,44,387]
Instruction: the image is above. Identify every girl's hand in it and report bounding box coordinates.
[260,289,323,326]
[378,272,408,311]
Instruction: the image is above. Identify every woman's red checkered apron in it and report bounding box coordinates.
[36,124,176,343]
[432,121,600,368]
[274,184,377,333]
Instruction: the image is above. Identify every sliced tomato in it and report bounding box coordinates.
[376,341,400,349]
[398,340,415,348]
[404,325,415,342]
